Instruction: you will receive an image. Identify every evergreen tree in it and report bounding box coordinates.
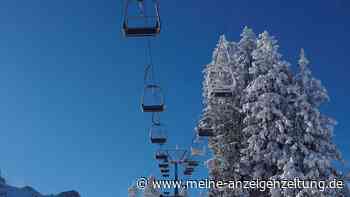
[202,29,348,197]
[240,31,295,196]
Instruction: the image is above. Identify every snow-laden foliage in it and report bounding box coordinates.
[200,27,348,197]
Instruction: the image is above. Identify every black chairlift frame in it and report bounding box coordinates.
[155,151,168,160]
[142,84,165,112]
[159,163,169,168]
[187,160,199,167]
[161,169,170,173]
[122,0,161,37]
[212,90,233,98]
[197,127,214,137]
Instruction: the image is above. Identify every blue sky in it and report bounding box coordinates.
[0,0,349,196]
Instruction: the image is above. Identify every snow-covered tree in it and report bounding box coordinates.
[200,28,348,197]
[239,31,295,196]
[201,27,258,197]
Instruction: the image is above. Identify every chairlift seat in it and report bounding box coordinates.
[123,22,160,37]
[198,127,214,137]
[185,167,194,171]
[187,160,199,167]
[159,164,169,168]
[161,169,169,173]
[151,137,167,144]
[142,104,165,112]
[155,152,168,160]
[212,90,233,98]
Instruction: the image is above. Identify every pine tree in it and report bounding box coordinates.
[201,29,348,197]
[240,31,295,196]
[282,49,346,196]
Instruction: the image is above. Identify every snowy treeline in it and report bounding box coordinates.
[201,27,349,197]
[0,174,80,197]
[128,176,162,197]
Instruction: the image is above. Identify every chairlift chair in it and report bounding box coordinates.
[211,88,234,98]
[209,67,235,98]
[191,138,206,156]
[155,150,168,161]
[122,0,161,37]
[187,160,199,167]
[149,123,167,144]
[162,174,169,178]
[159,163,169,168]
[141,84,165,112]
[160,169,169,173]
[184,170,192,176]
[185,167,194,171]
[197,116,215,137]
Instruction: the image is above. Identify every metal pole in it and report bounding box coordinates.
[174,162,179,197]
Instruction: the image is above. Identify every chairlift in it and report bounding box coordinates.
[184,167,194,176]
[209,67,235,98]
[141,84,165,112]
[160,169,169,173]
[162,174,169,178]
[159,163,169,168]
[149,123,167,144]
[191,138,206,156]
[155,150,168,161]
[197,116,215,137]
[187,160,199,167]
[122,0,161,37]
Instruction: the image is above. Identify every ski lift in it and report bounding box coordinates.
[186,160,199,167]
[141,84,165,112]
[197,115,215,137]
[162,174,169,178]
[149,123,167,144]
[191,137,206,156]
[160,169,169,173]
[184,171,192,176]
[184,167,194,174]
[159,163,169,168]
[208,66,235,98]
[122,0,161,37]
[155,150,168,161]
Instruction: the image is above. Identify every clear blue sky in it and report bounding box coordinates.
[0,0,349,196]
